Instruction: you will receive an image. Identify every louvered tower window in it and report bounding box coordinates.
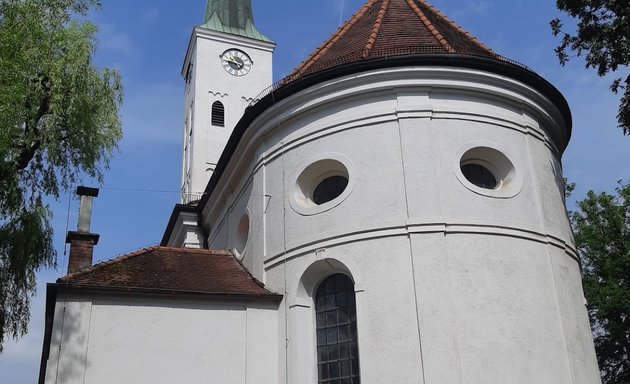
[211,101,225,127]
[315,274,360,383]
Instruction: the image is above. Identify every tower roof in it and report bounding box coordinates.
[194,0,572,214]
[201,0,272,43]
[292,0,499,78]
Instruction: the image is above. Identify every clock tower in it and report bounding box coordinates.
[180,0,274,203]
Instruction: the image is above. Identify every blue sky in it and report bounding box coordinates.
[1,0,628,382]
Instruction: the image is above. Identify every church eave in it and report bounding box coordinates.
[197,53,573,214]
[47,282,282,301]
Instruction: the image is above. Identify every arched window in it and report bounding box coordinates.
[315,274,360,383]
[211,101,225,127]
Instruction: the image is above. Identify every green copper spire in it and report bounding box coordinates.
[201,0,272,42]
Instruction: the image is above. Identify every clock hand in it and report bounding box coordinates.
[225,55,244,69]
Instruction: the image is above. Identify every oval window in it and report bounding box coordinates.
[455,144,521,198]
[291,155,356,215]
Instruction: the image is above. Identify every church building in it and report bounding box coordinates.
[39,1,601,383]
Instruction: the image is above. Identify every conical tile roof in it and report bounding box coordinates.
[291,0,499,78]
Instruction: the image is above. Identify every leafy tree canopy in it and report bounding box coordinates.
[551,0,630,135]
[571,181,630,383]
[0,0,122,352]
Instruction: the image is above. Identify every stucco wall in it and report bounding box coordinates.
[43,295,279,384]
[202,66,600,383]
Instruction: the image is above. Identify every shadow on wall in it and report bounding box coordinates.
[47,291,91,383]
[548,157,574,235]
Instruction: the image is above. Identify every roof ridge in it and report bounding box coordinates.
[292,0,380,76]
[415,0,495,55]
[60,245,161,282]
[59,246,231,282]
[362,0,390,59]
[156,246,231,255]
[405,0,453,52]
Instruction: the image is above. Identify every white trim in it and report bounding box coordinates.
[263,220,578,269]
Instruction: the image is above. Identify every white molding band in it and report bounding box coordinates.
[263,220,577,269]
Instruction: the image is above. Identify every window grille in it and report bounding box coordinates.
[211,101,225,127]
[315,274,360,384]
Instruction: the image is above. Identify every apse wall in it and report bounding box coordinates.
[200,66,601,384]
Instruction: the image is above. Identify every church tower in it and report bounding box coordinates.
[180,0,274,203]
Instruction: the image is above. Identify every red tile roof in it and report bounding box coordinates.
[291,0,498,78]
[59,246,278,297]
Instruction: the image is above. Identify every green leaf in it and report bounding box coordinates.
[0,0,122,351]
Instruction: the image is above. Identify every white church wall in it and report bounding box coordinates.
[44,294,279,384]
[548,245,602,384]
[526,133,575,241]
[200,66,600,383]
[412,234,575,384]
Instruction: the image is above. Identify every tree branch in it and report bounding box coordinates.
[0,86,51,183]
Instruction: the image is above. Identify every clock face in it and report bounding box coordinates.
[220,49,252,76]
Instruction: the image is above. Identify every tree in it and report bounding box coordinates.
[551,0,630,135]
[0,0,122,352]
[570,181,630,383]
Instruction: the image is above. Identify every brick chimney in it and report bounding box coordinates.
[66,186,100,274]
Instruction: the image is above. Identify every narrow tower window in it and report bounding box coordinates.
[315,274,360,383]
[211,101,225,127]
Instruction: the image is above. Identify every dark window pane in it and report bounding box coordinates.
[327,310,337,326]
[327,328,337,344]
[316,294,325,308]
[328,344,339,360]
[339,325,349,342]
[351,359,359,376]
[341,360,351,377]
[349,324,357,340]
[340,342,350,359]
[325,294,335,309]
[317,312,326,325]
[338,308,349,323]
[317,329,326,345]
[316,274,360,383]
[329,362,340,379]
[313,176,348,205]
[319,364,329,380]
[318,346,328,362]
[336,291,347,306]
[461,163,497,189]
